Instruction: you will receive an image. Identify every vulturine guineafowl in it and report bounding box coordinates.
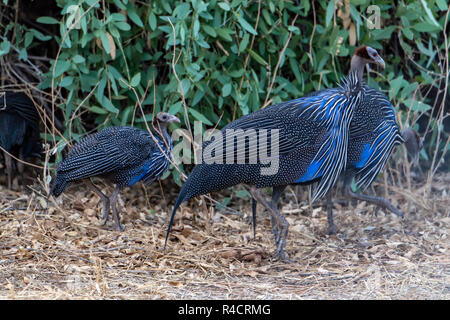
[250,46,423,237]
[164,49,386,261]
[0,91,42,189]
[50,112,180,231]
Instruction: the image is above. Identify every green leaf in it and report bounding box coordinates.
[98,96,119,113]
[412,22,441,32]
[202,24,217,37]
[114,21,131,31]
[53,60,71,77]
[371,26,396,40]
[148,11,157,31]
[404,99,432,112]
[436,0,448,11]
[180,78,191,95]
[0,39,11,56]
[239,33,250,52]
[169,102,182,115]
[222,83,232,97]
[89,106,109,115]
[237,16,257,35]
[100,32,110,54]
[218,2,230,11]
[216,28,233,42]
[60,76,74,87]
[389,76,405,98]
[189,108,213,125]
[247,49,268,66]
[127,5,144,27]
[325,0,335,27]
[72,55,85,64]
[37,16,59,24]
[131,72,141,87]
[420,0,440,27]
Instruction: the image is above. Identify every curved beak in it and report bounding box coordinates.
[375,56,385,69]
[169,115,181,123]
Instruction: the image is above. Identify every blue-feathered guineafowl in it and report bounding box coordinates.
[0,91,42,189]
[50,112,180,231]
[164,50,385,261]
[251,46,422,236]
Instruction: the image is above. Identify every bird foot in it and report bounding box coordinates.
[115,222,125,232]
[326,224,337,235]
[271,249,294,263]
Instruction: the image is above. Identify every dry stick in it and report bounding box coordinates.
[263,14,299,108]
[50,0,100,146]
[67,82,99,143]
[309,0,317,66]
[232,0,262,121]
[427,6,450,193]
[0,145,45,170]
[167,17,195,162]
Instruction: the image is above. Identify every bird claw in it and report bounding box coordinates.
[271,248,293,263]
[392,208,404,218]
[326,224,337,235]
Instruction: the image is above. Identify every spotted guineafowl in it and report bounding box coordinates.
[0,91,41,189]
[50,112,180,231]
[164,48,385,261]
[251,46,422,237]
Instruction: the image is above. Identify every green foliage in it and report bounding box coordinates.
[1,0,449,174]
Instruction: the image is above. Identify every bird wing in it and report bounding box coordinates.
[353,90,403,190]
[57,127,150,181]
[203,79,361,201]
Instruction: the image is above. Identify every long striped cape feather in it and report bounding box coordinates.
[352,88,404,190]
[203,73,362,202]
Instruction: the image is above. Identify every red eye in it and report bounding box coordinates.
[371,52,377,57]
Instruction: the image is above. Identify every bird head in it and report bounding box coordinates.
[401,128,423,162]
[353,46,385,69]
[156,112,180,125]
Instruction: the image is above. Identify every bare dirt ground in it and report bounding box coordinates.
[0,173,448,299]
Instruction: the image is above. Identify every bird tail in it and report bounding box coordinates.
[163,178,196,250]
[49,174,68,197]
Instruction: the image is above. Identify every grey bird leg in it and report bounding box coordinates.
[251,197,257,239]
[270,185,287,243]
[5,152,12,190]
[85,179,110,225]
[325,192,337,235]
[251,185,286,242]
[18,148,24,188]
[248,186,290,262]
[110,185,124,231]
[343,174,404,218]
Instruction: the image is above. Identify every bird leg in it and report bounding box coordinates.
[251,197,257,239]
[251,185,286,242]
[270,185,287,243]
[248,186,290,262]
[5,152,12,190]
[110,185,124,231]
[17,148,24,189]
[85,179,110,225]
[344,181,404,218]
[325,192,337,235]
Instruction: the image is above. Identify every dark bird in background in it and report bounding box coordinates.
[0,91,42,189]
[164,47,386,261]
[50,112,180,231]
[251,46,423,237]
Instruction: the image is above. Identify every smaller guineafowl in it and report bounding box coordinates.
[50,112,180,231]
[0,91,42,189]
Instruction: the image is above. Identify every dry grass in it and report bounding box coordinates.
[0,173,448,300]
